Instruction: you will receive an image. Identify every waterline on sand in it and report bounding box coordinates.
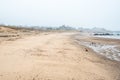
[78,41,120,61]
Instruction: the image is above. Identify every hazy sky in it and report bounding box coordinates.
[0,0,120,30]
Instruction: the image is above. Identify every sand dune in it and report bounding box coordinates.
[0,26,17,33]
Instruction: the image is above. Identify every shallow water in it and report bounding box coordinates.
[78,41,120,61]
[94,35,120,39]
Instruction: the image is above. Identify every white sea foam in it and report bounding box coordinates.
[78,41,120,61]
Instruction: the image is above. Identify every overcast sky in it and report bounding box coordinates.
[0,0,120,30]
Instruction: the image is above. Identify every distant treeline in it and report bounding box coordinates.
[0,24,76,31]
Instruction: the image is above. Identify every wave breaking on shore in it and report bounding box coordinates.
[75,33,120,61]
[78,41,120,61]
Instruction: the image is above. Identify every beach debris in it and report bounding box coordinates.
[85,48,88,52]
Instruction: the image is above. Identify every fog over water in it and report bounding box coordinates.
[0,0,120,30]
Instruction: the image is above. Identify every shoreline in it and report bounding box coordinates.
[73,33,120,62]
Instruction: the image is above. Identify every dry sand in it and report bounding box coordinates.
[0,30,120,80]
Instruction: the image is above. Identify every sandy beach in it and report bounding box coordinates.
[0,27,120,80]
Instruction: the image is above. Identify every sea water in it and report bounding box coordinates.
[95,35,120,39]
[94,32,120,39]
[79,41,120,61]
